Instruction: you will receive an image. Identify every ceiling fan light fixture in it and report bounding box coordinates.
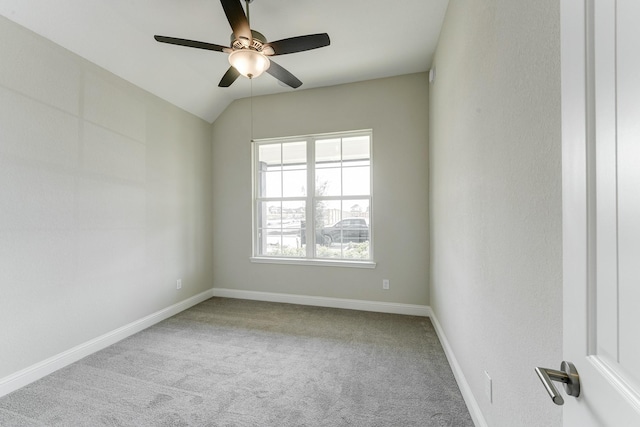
[155,0,330,88]
[228,49,270,79]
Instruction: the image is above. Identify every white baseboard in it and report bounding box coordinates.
[211,288,431,317]
[429,311,488,427]
[0,289,215,398]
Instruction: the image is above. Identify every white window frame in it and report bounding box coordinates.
[251,130,375,268]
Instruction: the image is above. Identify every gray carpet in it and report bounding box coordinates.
[0,297,473,426]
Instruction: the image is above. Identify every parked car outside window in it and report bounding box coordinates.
[320,218,369,246]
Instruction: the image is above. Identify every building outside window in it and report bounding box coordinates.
[253,130,372,264]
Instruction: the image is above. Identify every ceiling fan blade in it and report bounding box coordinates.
[220,0,252,46]
[154,35,229,52]
[266,60,302,89]
[264,33,330,56]
[218,66,241,87]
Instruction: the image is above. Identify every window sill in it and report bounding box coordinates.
[250,257,377,269]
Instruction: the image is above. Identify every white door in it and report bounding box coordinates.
[560,0,640,425]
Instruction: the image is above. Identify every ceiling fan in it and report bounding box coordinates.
[154,0,330,89]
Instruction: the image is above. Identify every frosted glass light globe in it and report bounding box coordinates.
[228,49,270,79]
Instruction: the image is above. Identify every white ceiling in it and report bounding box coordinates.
[0,0,449,123]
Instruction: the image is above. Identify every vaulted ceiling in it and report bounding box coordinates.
[0,0,448,123]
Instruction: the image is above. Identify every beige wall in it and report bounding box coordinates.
[429,1,562,426]
[0,16,213,379]
[212,74,429,305]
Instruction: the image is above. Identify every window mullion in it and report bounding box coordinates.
[306,137,315,259]
[280,144,284,199]
[339,138,344,258]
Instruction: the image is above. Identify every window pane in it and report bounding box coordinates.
[282,141,306,166]
[315,200,343,258]
[264,201,281,227]
[258,144,281,166]
[343,166,370,196]
[315,167,341,196]
[263,229,282,256]
[345,199,370,219]
[257,201,281,256]
[281,201,305,257]
[315,200,341,229]
[258,201,305,257]
[260,171,281,198]
[282,201,305,228]
[316,138,341,165]
[282,169,307,197]
[316,199,370,260]
[340,199,370,259]
[342,136,370,161]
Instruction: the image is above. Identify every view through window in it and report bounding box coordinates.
[254,131,372,262]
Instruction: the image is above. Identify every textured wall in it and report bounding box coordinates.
[211,74,429,305]
[429,1,562,426]
[0,16,213,379]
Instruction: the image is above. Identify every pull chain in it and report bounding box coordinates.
[247,0,254,142]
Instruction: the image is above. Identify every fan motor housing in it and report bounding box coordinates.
[231,30,267,51]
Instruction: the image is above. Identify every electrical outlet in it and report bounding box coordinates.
[484,371,492,403]
[176,279,182,290]
[383,279,390,290]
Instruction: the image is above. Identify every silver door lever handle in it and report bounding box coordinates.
[535,361,580,405]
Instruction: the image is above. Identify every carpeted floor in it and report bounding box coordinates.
[0,297,473,426]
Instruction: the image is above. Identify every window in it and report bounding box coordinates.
[253,130,373,265]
